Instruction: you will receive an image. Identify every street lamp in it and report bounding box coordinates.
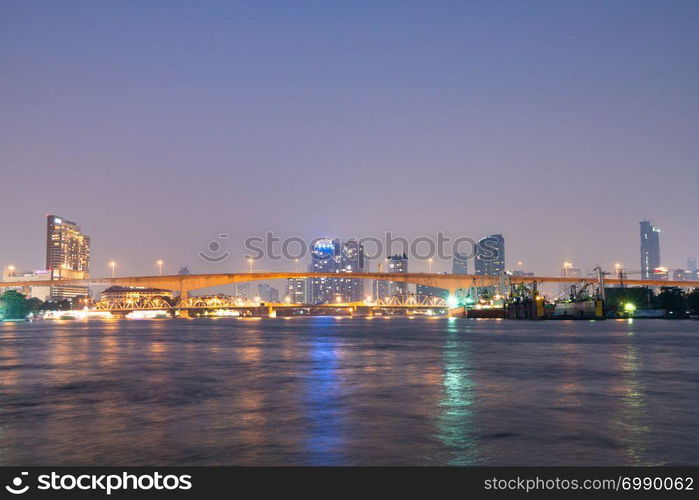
[156,260,164,276]
[7,265,15,277]
[428,258,433,273]
[109,261,116,278]
[247,258,254,273]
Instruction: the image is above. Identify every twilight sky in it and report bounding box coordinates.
[1,0,698,279]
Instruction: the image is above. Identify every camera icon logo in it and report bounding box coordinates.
[5,472,29,494]
[199,234,230,263]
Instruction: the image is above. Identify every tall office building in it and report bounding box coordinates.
[474,234,504,297]
[309,238,366,303]
[688,258,697,274]
[452,252,468,275]
[233,284,249,301]
[287,278,307,303]
[310,238,368,303]
[474,234,505,276]
[640,220,661,279]
[257,283,273,302]
[46,214,90,299]
[451,248,470,302]
[337,239,365,302]
[387,253,408,296]
[373,262,389,300]
[309,238,339,304]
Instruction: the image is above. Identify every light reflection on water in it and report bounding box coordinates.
[0,318,697,465]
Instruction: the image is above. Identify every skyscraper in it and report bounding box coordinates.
[287,278,307,303]
[474,234,505,298]
[387,253,408,296]
[452,252,468,275]
[233,284,249,301]
[257,283,273,302]
[474,234,505,276]
[309,238,339,304]
[309,238,366,303]
[338,239,365,302]
[46,214,90,299]
[688,258,697,273]
[373,262,389,300]
[640,220,661,279]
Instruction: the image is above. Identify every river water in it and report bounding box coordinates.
[0,317,697,465]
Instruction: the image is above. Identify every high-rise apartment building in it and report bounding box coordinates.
[287,278,307,303]
[46,214,90,299]
[640,220,661,279]
[387,253,408,296]
[309,238,366,303]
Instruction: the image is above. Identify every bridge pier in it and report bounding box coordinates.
[179,288,190,318]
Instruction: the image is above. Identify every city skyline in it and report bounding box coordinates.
[2,0,699,474]
[1,2,698,279]
[2,212,697,280]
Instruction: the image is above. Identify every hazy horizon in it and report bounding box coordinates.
[2,1,698,278]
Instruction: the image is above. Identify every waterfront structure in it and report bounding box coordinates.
[46,214,90,299]
[100,286,174,301]
[287,278,306,303]
[3,271,698,313]
[640,220,661,279]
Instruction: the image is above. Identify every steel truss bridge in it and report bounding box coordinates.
[91,293,448,313]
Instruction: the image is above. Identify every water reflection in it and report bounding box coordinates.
[0,318,696,465]
[435,319,478,464]
[612,322,650,465]
[304,317,345,464]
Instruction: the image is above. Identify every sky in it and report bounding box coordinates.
[1,0,698,279]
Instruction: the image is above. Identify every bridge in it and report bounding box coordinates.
[0,271,695,297]
[90,293,450,317]
[2,271,695,318]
